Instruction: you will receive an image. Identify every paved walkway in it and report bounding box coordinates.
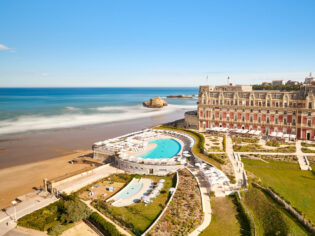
[296,141,312,170]
[83,200,132,236]
[225,136,246,188]
[188,167,212,236]
[0,193,58,236]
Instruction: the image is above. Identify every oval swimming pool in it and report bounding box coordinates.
[137,138,181,159]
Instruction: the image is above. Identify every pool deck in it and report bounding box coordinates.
[108,178,153,207]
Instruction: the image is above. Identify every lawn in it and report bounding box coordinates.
[93,174,176,236]
[243,186,308,236]
[243,158,315,225]
[18,195,92,236]
[200,196,242,236]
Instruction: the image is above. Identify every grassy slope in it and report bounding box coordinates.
[200,196,241,236]
[95,175,174,235]
[243,158,315,225]
[243,187,308,236]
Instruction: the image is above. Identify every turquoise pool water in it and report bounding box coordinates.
[117,182,143,199]
[138,138,181,159]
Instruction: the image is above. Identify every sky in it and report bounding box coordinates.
[0,0,315,87]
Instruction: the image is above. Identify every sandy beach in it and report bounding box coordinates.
[0,111,185,209]
[0,150,93,209]
[0,111,184,169]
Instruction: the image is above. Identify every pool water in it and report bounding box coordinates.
[117,183,143,199]
[138,138,181,159]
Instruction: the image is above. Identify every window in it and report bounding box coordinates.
[258,116,261,122]
[308,112,311,116]
[292,119,296,125]
[308,119,312,127]
[258,101,262,106]
[276,110,278,114]
[258,109,261,113]
[242,109,245,112]
[212,100,215,105]
[242,116,245,122]
[284,101,288,107]
[267,101,270,107]
[250,109,253,112]
[250,116,253,122]
[284,110,287,115]
[234,114,237,121]
[267,117,270,123]
[220,113,222,120]
[251,100,254,106]
[293,111,296,116]
[220,100,223,105]
[309,102,312,109]
[235,99,237,105]
[276,102,279,107]
[293,102,297,108]
[267,110,270,114]
[275,117,278,124]
[284,118,287,125]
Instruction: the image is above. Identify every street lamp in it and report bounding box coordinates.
[11,200,17,222]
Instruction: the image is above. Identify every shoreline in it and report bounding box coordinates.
[0,111,187,209]
[0,110,187,169]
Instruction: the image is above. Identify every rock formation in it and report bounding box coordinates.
[143,96,168,108]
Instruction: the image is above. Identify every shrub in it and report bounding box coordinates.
[208,153,225,164]
[231,194,254,236]
[89,212,123,236]
[266,140,281,147]
[223,136,226,152]
[18,194,92,233]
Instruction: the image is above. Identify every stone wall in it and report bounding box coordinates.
[185,111,199,129]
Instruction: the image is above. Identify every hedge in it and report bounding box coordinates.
[89,212,123,236]
[232,193,255,236]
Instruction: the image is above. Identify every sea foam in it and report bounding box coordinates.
[0,104,195,135]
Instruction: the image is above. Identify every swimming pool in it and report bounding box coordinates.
[116,182,143,199]
[138,138,181,159]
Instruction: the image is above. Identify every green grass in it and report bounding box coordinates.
[243,158,315,225]
[93,174,175,236]
[233,137,259,144]
[18,195,92,236]
[301,142,315,148]
[234,144,296,153]
[243,186,308,236]
[301,147,315,153]
[200,196,242,236]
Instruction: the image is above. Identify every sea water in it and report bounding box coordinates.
[0,87,198,135]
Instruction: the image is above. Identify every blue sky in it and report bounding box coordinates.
[0,0,314,87]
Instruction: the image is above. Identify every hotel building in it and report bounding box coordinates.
[196,84,315,140]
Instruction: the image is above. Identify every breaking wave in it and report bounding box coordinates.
[0,104,196,135]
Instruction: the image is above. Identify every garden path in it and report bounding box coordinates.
[187,167,212,236]
[83,200,132,236]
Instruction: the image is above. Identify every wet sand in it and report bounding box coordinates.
[0,111,186,209]
[0,111,184,169]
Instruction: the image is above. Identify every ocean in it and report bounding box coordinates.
[0,87,198,136]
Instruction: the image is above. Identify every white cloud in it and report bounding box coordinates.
[41,73,49,77]
[0,44,9,50]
